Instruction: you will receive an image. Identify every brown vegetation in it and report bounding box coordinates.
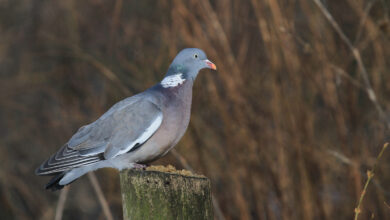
[0,0,389,219]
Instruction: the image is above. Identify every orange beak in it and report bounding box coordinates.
[204,59,217,70]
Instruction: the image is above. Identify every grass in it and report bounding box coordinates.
[354,143,388,220]
[0,0,389,219]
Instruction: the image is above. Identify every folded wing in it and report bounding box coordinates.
[35,99,163,175]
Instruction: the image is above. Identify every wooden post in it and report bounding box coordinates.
[119,166,213,220]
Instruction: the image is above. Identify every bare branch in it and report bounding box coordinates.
[354,0,377,44]
[88,173,114,220]
[354,143,388,220]
[55,186,70,220]
[313,0,390,129]
[331,65,364,89]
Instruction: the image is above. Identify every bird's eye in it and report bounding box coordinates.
[194,54,198,59]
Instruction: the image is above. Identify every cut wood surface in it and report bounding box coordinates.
[120,165,213,220]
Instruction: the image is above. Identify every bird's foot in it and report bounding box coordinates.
[133,163,147,170]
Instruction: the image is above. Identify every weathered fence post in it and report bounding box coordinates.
[119,166,213,220]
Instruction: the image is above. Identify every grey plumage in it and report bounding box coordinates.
[35,48,216,190]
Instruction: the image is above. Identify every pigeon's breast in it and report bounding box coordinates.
[126,81,193,163]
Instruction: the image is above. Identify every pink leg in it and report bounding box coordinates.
[133,163,147,169]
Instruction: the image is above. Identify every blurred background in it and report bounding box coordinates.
[0,0,389,219]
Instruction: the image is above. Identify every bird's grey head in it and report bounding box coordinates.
[165,48,216,83]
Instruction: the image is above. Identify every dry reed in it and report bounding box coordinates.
[0,0,389,219]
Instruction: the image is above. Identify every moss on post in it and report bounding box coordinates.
[119,166,213,220]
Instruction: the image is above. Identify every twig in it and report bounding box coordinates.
[354,143,388,220]
[88,172,114,220]
[326,149,355,166]
[354,0,377,45]
[330,65,364,89]
[327,147,390,197]
[313,0,390,130]
[384,201,390,209]
[55,186,70,220]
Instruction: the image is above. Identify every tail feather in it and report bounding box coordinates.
[45,172,66,191]
[44,164,97,190]
[37,142,106,190]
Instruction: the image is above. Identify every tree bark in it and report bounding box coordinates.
[119,168,213,220]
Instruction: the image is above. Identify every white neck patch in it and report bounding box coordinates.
[160,73,186,88]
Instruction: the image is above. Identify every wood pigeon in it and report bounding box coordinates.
[35,48,217,190]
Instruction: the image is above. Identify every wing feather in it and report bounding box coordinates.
[35,144,102,175]
[36,98,163,175]
[103,100,163,159]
